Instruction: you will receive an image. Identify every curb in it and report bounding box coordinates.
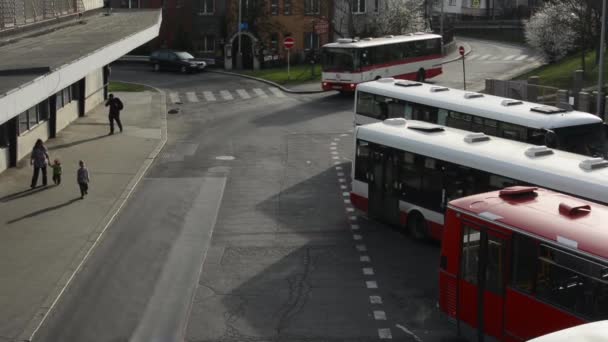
[441,40,473,65]
[207,69,328,94]
[20,84,168,342]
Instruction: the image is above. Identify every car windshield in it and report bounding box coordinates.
[175,52,194,60]
[321,48,358,72]
[552,123,608,157]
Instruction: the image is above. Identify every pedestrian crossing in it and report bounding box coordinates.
[464,53,539,62]
[167,87,289,105]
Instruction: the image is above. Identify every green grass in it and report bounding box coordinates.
[108,81,150,92]
[517,50,608,90]
[239,64,321,85]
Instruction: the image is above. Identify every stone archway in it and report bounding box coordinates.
[225,31,260,71]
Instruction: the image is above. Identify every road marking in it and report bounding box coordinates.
[203,91,216,101]
[340,185,347,190]
[360,255,370,262]
[504,55,516,60]
[515,54,528,61]
[332,156,340,160]
[488,56,500,60]
[467,54,479,60]
[330,146,337,150]
[169,92,180,103]
[349,215,357,220]
[374,310,387,320]
[186,92,199,103]
[378,328,392,339]
[331,151,339,155]
[362,267,374,275]
[353,234,362,240]
[236,89,251,99]
[356,244,367,251]
[346,207,354,212]
[334,138,340,141]
[269,87,286,97]
[338,178,346,183]
[351,224,359,230]
[344,199,351,204]
[335,166,342,170]
[337,172,345,176]
[334,161,341,165]
[331,142,337,145]
[370,295,383,304]
[340,133,348,137]
[220,90,234,100]
[366,281,378,289]
[478,54,491,60]
[395,324,423,342]
[342,192,350,197]
[253,88,268,98]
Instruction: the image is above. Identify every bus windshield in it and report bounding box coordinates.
[322,48,358,72]
[553,123,608,157]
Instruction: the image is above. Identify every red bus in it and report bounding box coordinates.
[439,186,608,341]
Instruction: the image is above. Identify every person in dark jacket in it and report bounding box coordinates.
[105,93,123,135]
[30,139,50,188]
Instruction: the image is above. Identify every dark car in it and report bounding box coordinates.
[149,50,206,73]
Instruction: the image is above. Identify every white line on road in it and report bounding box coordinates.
[169,92,180,103]
[220,90,234,100]
[370,295,383,304]
[335,165,342,170]
[346,207,354,212]
[332,156,340,160]
[366,281,378,289]
[331,142,337,145]
[356,244,367,252]
[478,54,492,61]
[351,224,359,230]
[344,199,351,204]
[236,89,251,99]
[338,178,346,183]
[334,161,341,165]
[395,324,423,342]
[349,215,357,220]
[360,255,370,262]
[334,137,340,141]
[362,267,374,275]
[515,55,528,61]
[340,185,347,190]
[340,133,348,137]
[269,87,286,98]
[504,55,516,60]
[253,88,268,98]
[331,151,339,155]
[378,328,392,339]
[203,91,216,101]
[337,172,344,176]
[186,92,199,103]
[342,192,350,197]
[353,234,362,240]
[374,310,387,320]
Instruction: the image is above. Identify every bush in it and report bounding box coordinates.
[525,2,577,62]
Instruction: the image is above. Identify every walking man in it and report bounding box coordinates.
[105,93,123,135]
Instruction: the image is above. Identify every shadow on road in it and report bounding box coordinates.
[7,197,81,224]
[48,134,110,151]
[0,186,51,203]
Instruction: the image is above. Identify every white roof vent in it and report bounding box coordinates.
[464,92,484,99]
[395,80,422,87]
[383,118,407,126]
[464,132,490,143]
[525,146,554,158]
[501,99,523,107]
[579,158,608,171]
[430,86,449,93]
[376,77,395,83]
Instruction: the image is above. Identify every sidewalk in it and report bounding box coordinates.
[0,90,166,341]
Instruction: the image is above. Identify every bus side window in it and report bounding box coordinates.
[356,92,375,118]
[511,234,537,294]
[412,104,438,123]
[399,151,422,200]
[483,118,498,136]
[461,225,481,284]
[388,100,406,119]
[404,104,413,120]
[355,140,371,181]
[499,122,527,142]
[421,157,443,211]
[437,109,448,126]
[373,96,389,120]
[446,111,471,130]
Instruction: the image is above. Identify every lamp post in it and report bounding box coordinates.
[597,0,607,117]
[236,0,243,69]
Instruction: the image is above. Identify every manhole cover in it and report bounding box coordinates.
[215,156,235,161]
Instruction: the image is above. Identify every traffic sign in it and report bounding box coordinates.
[459,46,465,56]
[284,37,295,49]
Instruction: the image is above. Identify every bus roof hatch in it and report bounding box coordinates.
[499,186,538,197]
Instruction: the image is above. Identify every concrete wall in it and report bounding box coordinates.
[0,148,8,174]
[83,0,105,11]
[17,122,50,161]
[85,68,105,110]
[56,101,80,132]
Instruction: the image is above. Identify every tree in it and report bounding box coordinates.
[525,2,578,62]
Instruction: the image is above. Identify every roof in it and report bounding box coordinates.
[449,188,608,261]
[0,9,161,125]
[356,120,608,205]
[322,33,442,49]
[356,78,602,129]
[528,321,608,342]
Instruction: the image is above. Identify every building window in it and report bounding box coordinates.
[271,0,278,15]
[284,0,291,15]
[201,35,215,52]
[55,86,73,112]
[0,123,8,148]
[304,32,320,50]
[270,33,279,52]
[374,0,379,12]
[305,0,320,14]
[352,0,366,13]
[449,0,456,5]
[198,0,214,14]
[17,101,48,135]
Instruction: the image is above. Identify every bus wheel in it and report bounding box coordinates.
[416,69,426,82]
[407,212,428,240]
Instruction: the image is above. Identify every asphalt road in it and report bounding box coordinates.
[33,37,542,342]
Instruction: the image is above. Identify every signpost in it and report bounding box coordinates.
[284,37,295,80]
[459,46,466,90]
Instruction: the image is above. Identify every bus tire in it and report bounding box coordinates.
[407,211,428,240]
[416,68,426,82]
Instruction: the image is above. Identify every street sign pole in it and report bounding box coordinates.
[288,49,290,81]
[283,37,295,81]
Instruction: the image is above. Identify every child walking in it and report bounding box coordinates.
[77,160,90,199]
[51,159,62,185]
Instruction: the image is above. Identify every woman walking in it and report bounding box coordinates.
[30,139,50,188]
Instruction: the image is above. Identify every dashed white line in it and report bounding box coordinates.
[331,151,339,155]
[333,138,340,141]
[395,324,423,342]
[351,224,359,230]
[253,88,268,98]
[342,192,350,197]
[370,295,383,304]
[269,87,286,98]
[338,178,346,183]
[169,92,180,103]
[504,55,516,60]
[374,310,387,320]
[332,156,340,160]
[334,161,341,165]
[337,172,344,177]
[356,244,367,252]
[353,234,362,240]
[378,328,392,339]
[478,54,491,61]
[203,91,216,101]
[349,216,357,220]
[362,267,374,275]
[360,255,370,262]
[344,199,351,204]
[186,92,199,103]
[335,166,342,170]
[331,142,337,145]
[340,185,347,190]
[515,54,528,61]
[346,207,354,212]
[340,133,348,137]
[236,89,251,99]
[366,281,378,289]
[220,90,234,100]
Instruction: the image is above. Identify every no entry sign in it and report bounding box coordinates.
[284,37,295,49]
[459,46,465,56]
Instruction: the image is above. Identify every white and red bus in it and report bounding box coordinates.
[350,119,608,240]
[529,321,608,342]
[354,78,608,157]
[320,33,442,92]
[439,187,608,341]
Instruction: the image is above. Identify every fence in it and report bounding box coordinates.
[0,0,84,31]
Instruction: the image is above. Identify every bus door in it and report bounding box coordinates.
[368,146,400,226]
[459,223,508,341]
